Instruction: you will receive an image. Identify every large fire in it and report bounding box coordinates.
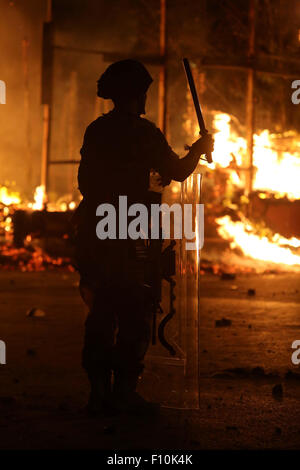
[203,112,300,200]
[0,112,299,272]
[0,186,21,205]
[253,130,300,199]
[216,215,300,270]
[193,112,300,270]
[31,185,46,210]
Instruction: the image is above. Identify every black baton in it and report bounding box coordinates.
[183,58,213,164]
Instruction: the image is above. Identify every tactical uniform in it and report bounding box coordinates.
[75,60,213,414]
[76,109,180,409]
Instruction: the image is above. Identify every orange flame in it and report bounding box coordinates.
[32,185,46,210]
[216,215,300,269]
[195,112,300,200]
[0,186,21,205]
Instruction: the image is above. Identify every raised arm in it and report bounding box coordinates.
[163,134,214,182]
[147,123,214,183]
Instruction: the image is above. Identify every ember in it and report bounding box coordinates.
[0,184,77,271]
[0,242,74,272]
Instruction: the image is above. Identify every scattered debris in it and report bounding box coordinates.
[103,425,116,435]
[285,370,300,381]
[220,272,236,281]
[0,396,17,407]
[26,308,46,318]
[190,439,201,446]
[226,425,239,432]
[223,367,248,378]
[58,401,70,412]
[0,243,74,272]
[215,318,232,327]
[213,367,280,380]
[272,383,283,401]
[212,372,234,379]
[251,366,265,377]
[26,348,37,357]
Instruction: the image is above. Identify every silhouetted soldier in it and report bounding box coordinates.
[75,59,213,415]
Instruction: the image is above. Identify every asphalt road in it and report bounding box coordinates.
[0,270,300,449]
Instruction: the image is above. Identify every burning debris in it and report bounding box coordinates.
[201,112,300,201]
[26,308,46,318]
[216,215,300,270]
[0,243,74,272]
[0,184,77,271]
[1,110,300,275]
[188,112,300,273]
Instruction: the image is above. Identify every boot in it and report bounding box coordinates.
[86,370,113,416]
[112,371,160,415]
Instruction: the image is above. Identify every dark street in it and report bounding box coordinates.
[1,0,300,458]
[1,270,300,449]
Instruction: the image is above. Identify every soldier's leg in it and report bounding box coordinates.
[112,284,159,413]
[80,281,116,413]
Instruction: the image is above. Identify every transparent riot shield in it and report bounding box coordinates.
[141,173,202,409]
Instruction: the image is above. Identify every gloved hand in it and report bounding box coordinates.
[190,133,214,157]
